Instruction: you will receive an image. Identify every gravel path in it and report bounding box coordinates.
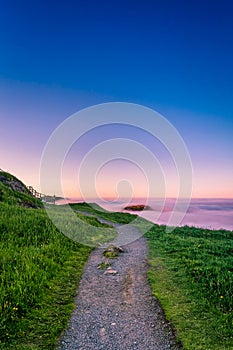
[57,224,181,350]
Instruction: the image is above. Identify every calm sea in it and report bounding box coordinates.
[57,198,233,231]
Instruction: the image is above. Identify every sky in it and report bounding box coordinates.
[0,0,232,199]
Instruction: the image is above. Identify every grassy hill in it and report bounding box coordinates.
[0,170,42,208]
[0,171,117,349]
[0,170,232,349]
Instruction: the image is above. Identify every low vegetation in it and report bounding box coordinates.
[103,244,123,259]
[68,202,137,224]
[0,172,117,349]
[0,202,93,350]
[1,171,232,349]
[146,224,233,350]
[97,261,111,270]
[0,171,42,208]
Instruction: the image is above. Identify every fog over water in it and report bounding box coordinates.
[58,198,233,231]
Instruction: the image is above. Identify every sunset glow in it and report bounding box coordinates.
[0,1,232,200]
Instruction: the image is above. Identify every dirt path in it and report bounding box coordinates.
[57,224,181,350]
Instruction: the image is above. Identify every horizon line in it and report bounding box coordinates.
[58,196,233,201]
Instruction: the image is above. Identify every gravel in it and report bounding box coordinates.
[57,224,181,350]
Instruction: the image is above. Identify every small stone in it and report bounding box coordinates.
[111,322,116,326]
[104,269,118,275]
[100,327,106,336]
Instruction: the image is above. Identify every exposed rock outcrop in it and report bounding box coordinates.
[124,204,151,211]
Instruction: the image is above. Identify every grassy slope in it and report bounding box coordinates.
[0,203,94,349]
[68,202,138,224]
[56,204,233,349]
[1,173,232,349]
[146,224,233,350]
[0,171,42,208]
[0,176,118,349]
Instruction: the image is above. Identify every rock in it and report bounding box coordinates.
[103,244,124,258]
[100,327,106,336]
[124,204,151,211]
[104,269,118,275]
[97,262,111,270]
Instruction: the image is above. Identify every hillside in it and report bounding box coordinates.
[0,171,232,349]
[0,170,42,208]
[0,171,116,350]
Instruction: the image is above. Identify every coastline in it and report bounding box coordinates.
[56,198,233,232]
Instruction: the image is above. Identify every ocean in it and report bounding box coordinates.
[57,198,233,231]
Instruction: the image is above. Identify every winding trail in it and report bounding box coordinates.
[57,222,181,350]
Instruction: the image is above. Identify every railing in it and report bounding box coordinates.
[27,186,56,204]
[0,169,56,204]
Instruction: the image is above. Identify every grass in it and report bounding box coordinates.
[0,201,118,350]
[146,224,233,350]
[68,202,137,224]
[45,204,117,246]
[1,171,233,349]
[0,174,42,208]
[97,262,111,269]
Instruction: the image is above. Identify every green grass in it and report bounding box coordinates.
[68,202,138,224]
[45,204,117,246]
[0,171,29,187]
[1,170,233,350]
[0,201,118,350]
[0,173,42,208]
[146,224,233,350]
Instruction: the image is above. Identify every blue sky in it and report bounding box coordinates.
[0,0,232,198]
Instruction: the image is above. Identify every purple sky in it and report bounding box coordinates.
[1,1,232,199]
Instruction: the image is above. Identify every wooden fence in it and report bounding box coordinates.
[0,169,56,204]
[27,186,56,204]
